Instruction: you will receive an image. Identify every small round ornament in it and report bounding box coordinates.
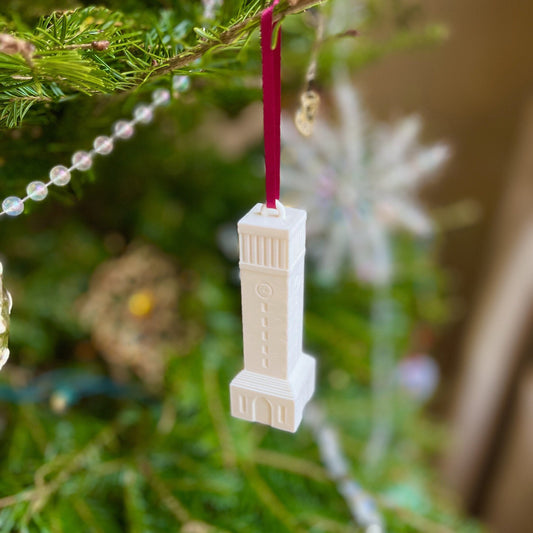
[397,353,439,401]
[2,196,24,216]
[71,151,93,171]
[26,181,48,201]
[152,88,171,106]
[172,75,191,93]
[133,104,154,124]
[113,120,135,139]
[50,165,71,186]
[93,136,114,155]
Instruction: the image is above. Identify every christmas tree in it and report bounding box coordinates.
[0,1,481,531]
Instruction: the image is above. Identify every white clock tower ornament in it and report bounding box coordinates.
[230,201,316,432]
[231,0,315,431]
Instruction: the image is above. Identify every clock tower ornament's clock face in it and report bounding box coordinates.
[255,282,273,299]
[229,202,316,433]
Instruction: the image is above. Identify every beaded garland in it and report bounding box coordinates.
[0,75,191,218]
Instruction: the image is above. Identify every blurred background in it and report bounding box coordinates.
[357,1,533,530]
[0,0,532,531]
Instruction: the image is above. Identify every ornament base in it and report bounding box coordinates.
[230,352,316,433]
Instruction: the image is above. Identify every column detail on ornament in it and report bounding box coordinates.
[230,202,316,432]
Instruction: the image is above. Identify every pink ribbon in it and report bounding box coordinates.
[261,0,281,208]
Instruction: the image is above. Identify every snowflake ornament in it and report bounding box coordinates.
[281,80,449,285]
[0,261,13,370]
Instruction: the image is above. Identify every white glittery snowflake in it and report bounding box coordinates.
[281,79,449,285]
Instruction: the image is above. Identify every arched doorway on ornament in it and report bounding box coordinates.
[253,396,272,425]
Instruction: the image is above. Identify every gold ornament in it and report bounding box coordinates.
[0,261,13,371]
[128,290,155,317]
[78,244,195,389]
[295,90,320,137]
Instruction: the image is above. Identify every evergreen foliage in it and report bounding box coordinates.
[0,0,319,128]
[0,1,477,531]
[0,0,445,129]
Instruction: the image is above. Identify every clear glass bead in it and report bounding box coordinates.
[26,181,48,201]
[50,165,71,186]
[133,104,154,124]
[93,135,114,155]
[151,88,171,106]
[2,196,24,216]
[71,151,93,171]
[172,75,191,93]
[113,120,135,139]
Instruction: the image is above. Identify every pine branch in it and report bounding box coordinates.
[0,416,128,514]
[152,0,326,77]
[241,461,308,533]
[0,0,324,129]
[252,448,328,482]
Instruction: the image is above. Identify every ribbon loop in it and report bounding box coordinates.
[261,0,281,208]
